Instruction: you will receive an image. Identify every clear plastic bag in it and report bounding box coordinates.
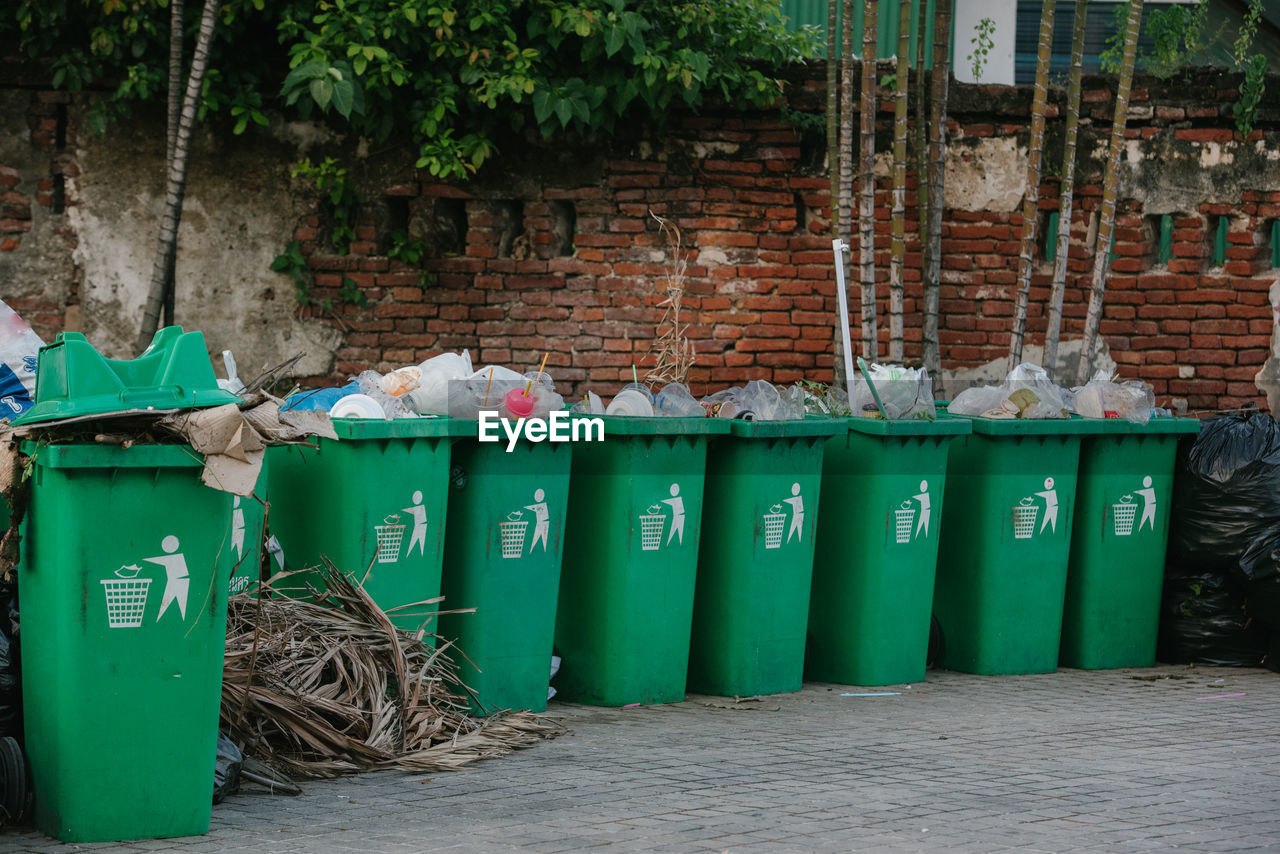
[1072,370,1156,424]
[853,364,936,420]
[951,363,1070,419]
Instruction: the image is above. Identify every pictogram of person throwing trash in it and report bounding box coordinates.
[526,488,550,552]
[231,496,246,561]
[1136,475,1157,532]
[147,535,190,622]
[663,483,685,546]
[784,483,805,544]
[403,490,428,556]
[913,480,931,538]
[1036,477,1059,534]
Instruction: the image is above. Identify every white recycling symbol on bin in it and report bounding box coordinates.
[1011,478,1059,540]
[1112,475,1157,536]
[639,483,687,551]
[762,483,806,549]
[100,533,193,628]
[891,480,933,544]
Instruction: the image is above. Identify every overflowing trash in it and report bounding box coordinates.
[852,363,936,420]
[1163,410,1280,666]
[951,363,1071,419]
[1073,370,1158,424]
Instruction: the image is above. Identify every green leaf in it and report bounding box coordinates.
[310,77,333,110]
[532,88,553,124]
[554,98,572,127]
[331,79,355,117]
[604,24,624,56]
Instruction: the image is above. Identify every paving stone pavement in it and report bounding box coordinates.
[6,664,1280,853]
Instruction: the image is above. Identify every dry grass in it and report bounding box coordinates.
[644,211,695,387]
[221,562,562,779]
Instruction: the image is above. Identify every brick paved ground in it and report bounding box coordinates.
[6,665,1280,852]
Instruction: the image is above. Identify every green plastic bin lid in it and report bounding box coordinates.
[19,440,203,470]
[573,414,731,436]
[844,412,972,437]
[329,415,476,440]
[727,416,848,439]
[12,327,242,425]
[1069,415,1202,436]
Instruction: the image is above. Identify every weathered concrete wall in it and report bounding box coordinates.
[2,65,1280,412]
[0,90,342,377]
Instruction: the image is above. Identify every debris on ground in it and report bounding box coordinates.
[220,561,562,780]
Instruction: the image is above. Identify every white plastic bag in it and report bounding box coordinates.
[950,362,1070,419]
[1073,370,1156,424]
[0,300,44,417]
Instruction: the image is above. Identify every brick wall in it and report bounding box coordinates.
[5,66,1279,411]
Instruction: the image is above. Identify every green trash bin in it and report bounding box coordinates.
[932,415,1090,675]
[19,443,234,842]
[688,417,844,697]
[1060,416,1201,669]
[556,416,728,706]
[226,461,268,598]
[267,417,470,633]
[438,435,573,714]
[806,414,970,687]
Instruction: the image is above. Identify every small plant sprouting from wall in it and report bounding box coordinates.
[968,17,996,82]
[292,157,361,254]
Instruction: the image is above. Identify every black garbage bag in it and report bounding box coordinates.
[0,634,18,740]
[1157,572,1268,666]
[1170,410,1280,583]
[213,734,243,805]
[0,577,18,741]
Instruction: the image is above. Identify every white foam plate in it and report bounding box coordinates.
[606,388,654,417]
[329,393,385,419]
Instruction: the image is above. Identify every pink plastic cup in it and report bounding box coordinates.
[504,388,536,417]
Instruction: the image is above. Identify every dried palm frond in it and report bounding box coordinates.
[222,562,562,779]
[644,211,695,387]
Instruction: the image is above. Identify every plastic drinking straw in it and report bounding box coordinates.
[632,365,639,387]
[525,352,549,397]
[484,367,494,405]
[857,356,889,418]
[830,239,857,408]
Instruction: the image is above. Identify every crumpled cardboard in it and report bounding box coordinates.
[159,397,337,497]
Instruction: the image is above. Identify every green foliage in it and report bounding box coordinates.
[387,230,434,288]
[1230,0,1267,137]
[1234,53,1267,137]
[339,275,367,307]
[779,104,825,137]
[967,16,995,82]
[6,0,819,180]
[1141,1,1205,79]
[1098,4,1130,76]
[269,239,314,307]
[291,156,360,253]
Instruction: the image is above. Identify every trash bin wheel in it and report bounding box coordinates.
[0,735,27,826]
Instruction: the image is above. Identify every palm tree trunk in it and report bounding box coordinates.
[889,0,911,363]
[828,0,848,388]
[137,0,218,354]
[1076,0,1143,385]
[1043,0,1088,382]
[914,0,930,353]
[859,0,880,359]
[1008,0,1056,367]
[162,0,184,329]
[835,0,857,388]
[921,0,950,375]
